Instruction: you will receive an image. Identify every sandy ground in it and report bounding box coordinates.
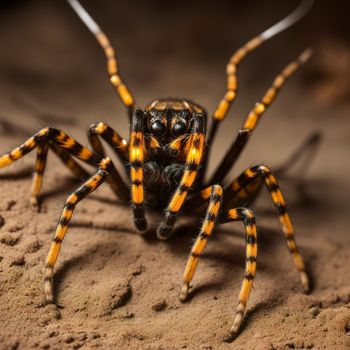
[0,1,350,349]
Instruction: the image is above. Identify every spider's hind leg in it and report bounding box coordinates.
[0,128,52,206]
[180,185,258,342]
[0,127,129,206]
[30,141,49,206]
[180,184,223,300]
[50,143,91,181]
[209,131,322,211]
[32,143,93,208]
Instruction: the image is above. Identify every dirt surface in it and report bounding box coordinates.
[0,1,349,349]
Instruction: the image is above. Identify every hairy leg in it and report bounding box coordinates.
[0,127,129,203]
[223,165,309,292]
[45,158,113,303]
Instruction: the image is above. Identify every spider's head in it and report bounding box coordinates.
[144,99,206,159]
[145,99,193,144]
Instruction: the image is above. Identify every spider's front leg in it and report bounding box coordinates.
[179,185,257,342]
[129,110,147,232]
[208,49,312,185]
[157,112,206,239]
[68,0,135,121]
[179,184,223,300]
[44,157,118,303]
[205,0,314,179]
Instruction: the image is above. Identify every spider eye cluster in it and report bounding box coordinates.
[150,120,166,136]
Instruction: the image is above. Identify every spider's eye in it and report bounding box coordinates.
[150,120,166,136]
[172,122,187,137]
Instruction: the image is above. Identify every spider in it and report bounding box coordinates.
[1,0,316,342]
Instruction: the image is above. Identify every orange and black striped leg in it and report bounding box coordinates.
[30,142,49,207]
[0,127,96,178]
[50,128,129,201]
[50,143,90,180]
[224,165,310,293]
[206,0,314,149]
[0,127,129,203]
[88,122,128,164]
[180,202,258,342]
[220,208,258,342]
[179,185,223,301]
[184,176,261,214]
[129,110,147,232]
[157,113,206,239]
[45,158,112,303]
[208,49,312,185]
[206,33,261,148]
[48,128,129,201]
[68,0,135,121]
[0,129,50,204]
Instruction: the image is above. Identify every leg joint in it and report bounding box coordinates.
[242,208,255,220]
[89,122,107,135]
[256,165,271,177]
[35,127,56,141]
[99,157,112,171]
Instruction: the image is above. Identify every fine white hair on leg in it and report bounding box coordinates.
[67,0,101,34]
[261,0,314,41]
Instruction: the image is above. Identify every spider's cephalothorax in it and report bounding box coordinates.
[142,99,207,207]
[1,0,318,343]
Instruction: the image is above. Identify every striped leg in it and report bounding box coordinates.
[221,208,258,342]
[224,165,309,293]
[45,158,111,303]
[180,201,258,342]
[206,0,314,147]
[88,122,129,164]
[0,127,99,169]
[129,110,147,232]
[50,143,90,180]
[30,142,49,206]
[185,177,262,214]
[0,129,51,205]
[204,132,322,211]
[68,0,135,120]
[208,49,312,185]
[179,185,223,301]
[0,127,129,203]
[88,122,132,201]
[157,113,206,239]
